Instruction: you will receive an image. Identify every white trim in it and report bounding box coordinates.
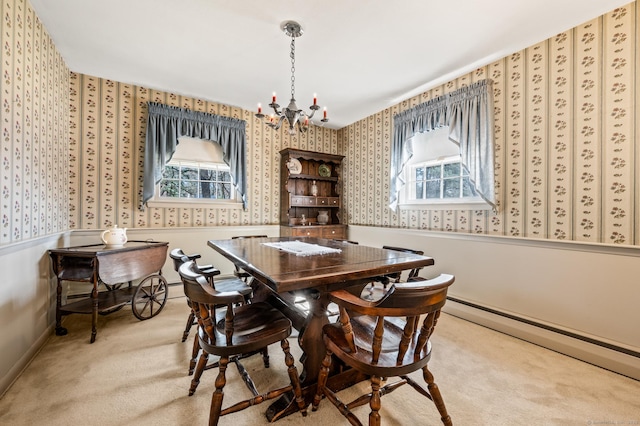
[146,198,243,209]
[399,198,492,210]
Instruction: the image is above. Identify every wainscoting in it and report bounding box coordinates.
[349,225,640,380]
[0,233,71,395]
[3,225,637,398]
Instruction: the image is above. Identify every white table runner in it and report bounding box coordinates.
[262,241,342,256]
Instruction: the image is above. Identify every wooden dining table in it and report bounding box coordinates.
[207,236,434,421]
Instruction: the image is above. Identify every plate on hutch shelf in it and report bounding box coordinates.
[318,164,331,177]
[286,158,302,174]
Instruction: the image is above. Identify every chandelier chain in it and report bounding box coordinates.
[290,37,296,100]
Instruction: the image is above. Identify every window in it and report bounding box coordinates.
[399,127,491,210]
[160,161,232,199]
[147,136,242,209]
[411,157,478,200]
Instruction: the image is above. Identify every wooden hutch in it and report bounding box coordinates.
[279,148,347,239]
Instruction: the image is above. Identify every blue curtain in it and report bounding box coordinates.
[389,79,495,211]
[142,102,247,209]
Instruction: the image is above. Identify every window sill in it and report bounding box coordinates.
[146,199,243,209]
[398,199,492,211]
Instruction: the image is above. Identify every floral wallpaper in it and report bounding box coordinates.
[1,0,69,244]
[20,0,638,249]
[341,3,639,245]
[68,75,339,229]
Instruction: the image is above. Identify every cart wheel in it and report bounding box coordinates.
[132,275,168,320]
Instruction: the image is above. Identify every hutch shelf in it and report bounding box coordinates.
[279,148,347,240]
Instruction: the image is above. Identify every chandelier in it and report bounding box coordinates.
[255,20,328,135]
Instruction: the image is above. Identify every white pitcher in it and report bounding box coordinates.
[101,225,128,246]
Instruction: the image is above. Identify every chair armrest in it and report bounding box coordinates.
[200,283,246,305]
[328,289,390,310]
[395,274,454,290]
[197,265,221,277]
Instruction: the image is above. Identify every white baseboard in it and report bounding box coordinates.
[444,299,640,381]
[0,325,53,398]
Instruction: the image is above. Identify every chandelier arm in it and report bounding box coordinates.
[269,103,282,115]
[273,115,285,131]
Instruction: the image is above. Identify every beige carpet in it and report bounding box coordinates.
[0,294,638,426]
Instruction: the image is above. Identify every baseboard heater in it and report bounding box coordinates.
[446,296,640,359]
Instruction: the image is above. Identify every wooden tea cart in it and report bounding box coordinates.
[49,240,169,343]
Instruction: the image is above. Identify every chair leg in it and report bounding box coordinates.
[422,365,452,426]
[261,347,270,368]
[368,375,382,426]
[312,350,333,411]
[189,351,209,396]
[189,331,200,375]
[281,339,307,416]
[208,356,229,426]
[182,311,195,342]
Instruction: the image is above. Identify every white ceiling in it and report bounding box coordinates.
[30,0,629,129]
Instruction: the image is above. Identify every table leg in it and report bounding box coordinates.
[266,290,331,421]
[54,277,68,336]
[297,290,329,385]
[90,268,99,343]
[259,283,369,422]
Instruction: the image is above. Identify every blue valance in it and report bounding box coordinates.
[142,102,247,209]
[390,79,495,211]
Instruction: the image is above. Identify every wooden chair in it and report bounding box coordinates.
[178,261,307,425]
[312,273,455,426]
[170,248,253,375]
[170,248,223,342]
[231,235,268,283]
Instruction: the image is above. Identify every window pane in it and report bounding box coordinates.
[462,177,478,197]
[162,166,179,179]
[180,167,198,180]
[219,183,231,199]
[180,180,199,198]
[415,182,424,199]
[443,162,460,178]
[160,180,179,197]
[200,181,214,198]
[219,170,231,182]
[426,165,440,180]
[443,178,460,198]
[425,181,440,198]
[415,167,425,181]
[199,168,215,181]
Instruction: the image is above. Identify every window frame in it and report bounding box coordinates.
[399,155,492,211]
[146,158,243,209]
